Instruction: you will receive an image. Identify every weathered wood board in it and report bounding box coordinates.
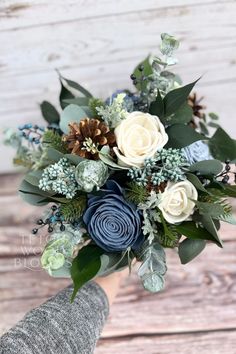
[0,0,236,172]
[0,173,236,353]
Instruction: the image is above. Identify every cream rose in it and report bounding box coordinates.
[113,111,168,168]
[158,180,198,224]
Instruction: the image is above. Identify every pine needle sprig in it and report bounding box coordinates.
[60,196,87,222]
[125,182,149,205]
[42,130,68,154]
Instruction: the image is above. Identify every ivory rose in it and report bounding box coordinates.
[113,111,168,168]
[158,180,198,224]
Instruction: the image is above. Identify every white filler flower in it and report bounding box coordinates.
[158,180,198,224]
[113,111,168,168]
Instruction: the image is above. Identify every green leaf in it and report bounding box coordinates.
[200,215,223,248]
[166,124,206,148]
[18,179,54,205]
[42,130,68,154]
[70,244,103,302]
[209,112,219,120]
[63,97,90,106]
[199,121,209,136]
[59,78,75,109]
[209,127,236,162]
[163,78,200,116]
[24,170,43,186]
[59,74,93,99]
[179,238,206,264]
[46,147,64,162]
[40,101,60,124]
[60,196,87,222]
[194,201,225,218]
[220,184,236,197]
[59,104,87,133]
[98,252,129,276]
[133,55,153,90]
[207,122,220,129]
[176,221,221,245]
[186,173,209,193]
[149,90,164,118]
[189,159,223,175]
[165,102,193,125]
[217,213,236,225]
[99,147,128,170]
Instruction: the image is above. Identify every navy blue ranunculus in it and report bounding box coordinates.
[83,180,144,252]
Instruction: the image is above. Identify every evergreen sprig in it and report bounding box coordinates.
[42,130,68,154]
[125,182,149,205]
[60,196,87,222]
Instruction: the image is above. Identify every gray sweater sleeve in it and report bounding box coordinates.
[0,281,109,354]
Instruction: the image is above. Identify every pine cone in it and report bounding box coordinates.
[63,118,116,159]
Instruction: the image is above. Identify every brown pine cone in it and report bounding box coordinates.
[63,118,116,159]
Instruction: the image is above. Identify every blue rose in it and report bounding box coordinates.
[83,180,144,252]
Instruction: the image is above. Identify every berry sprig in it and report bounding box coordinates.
[216,160,236,184]
[32,205,65,235]
[18,123,45,145]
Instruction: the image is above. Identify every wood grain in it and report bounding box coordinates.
[95,331,236,354]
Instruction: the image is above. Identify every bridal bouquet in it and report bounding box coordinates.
[4,34,236,300]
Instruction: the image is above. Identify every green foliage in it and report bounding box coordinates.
[133,55,153,90]
[209,127,236,162]
[137,241,167,292]
[125,182,149,205]
[71,244,103,302]
[158,213,181,248]
[186,173,209,193]
[89,97,105,117]
[166,124,206,149]
[163,78,200,117]
[42,130,68,154]
[167,102,193,125]
[175,221,222,247]
[59,104,88,133]
[59,73,93,99]
[99,146,128,170]
[188,159,223,175]
[96,93,127,128]
[60,196,87,222]
[40,101,60,124]
[179,238,206,264]
[149,90,164,118]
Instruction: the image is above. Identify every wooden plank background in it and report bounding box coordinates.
[0,0,236,172]
[0,174,236,353]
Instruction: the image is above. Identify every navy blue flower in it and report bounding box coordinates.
[83,180,144,252]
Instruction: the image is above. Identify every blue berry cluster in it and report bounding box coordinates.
[18,123,45,145]
[32,205,65,235]
[128,148,189,187]
[39,158,78,199]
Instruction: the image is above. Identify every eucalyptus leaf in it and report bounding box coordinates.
[40,101,60,124]
[70,244,103,302]
[98,252,129,276]
[24,170,43,186]
[99,147,128,170]
[179,238,206,264]
[189,159,223,175]
[163,78,200,116]
[166,124,206,149]
[195,201,225,218]
[59,104,87,133]
[209,112,219,120]
[46,147,64,162]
